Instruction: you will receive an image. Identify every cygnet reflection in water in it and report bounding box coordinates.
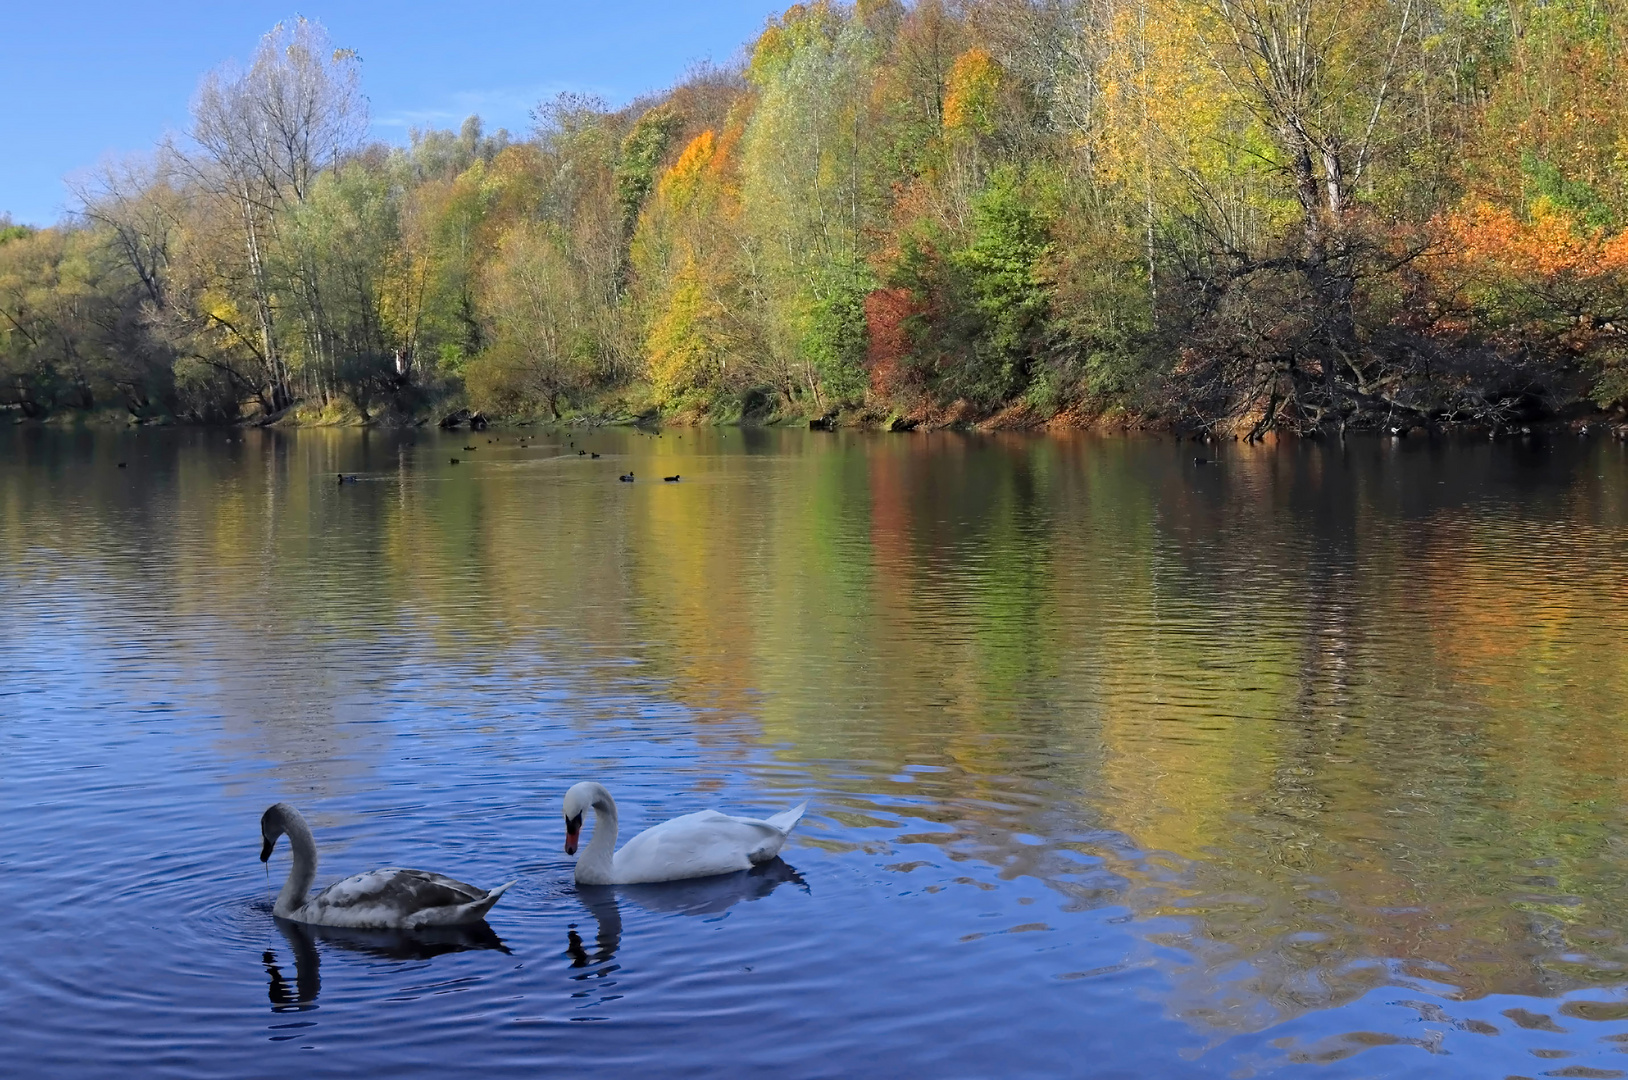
[566,859,806,971]
[264,916,510,1010]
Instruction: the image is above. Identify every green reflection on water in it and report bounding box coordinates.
[5,425,1628,1032]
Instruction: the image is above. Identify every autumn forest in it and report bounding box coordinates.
[3,0,1626,435]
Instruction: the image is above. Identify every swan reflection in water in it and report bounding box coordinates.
[263,916,511,1010]
[567,858,806,971]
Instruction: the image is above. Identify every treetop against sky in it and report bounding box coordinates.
[1,0,769,226]
[6,0,1627,434]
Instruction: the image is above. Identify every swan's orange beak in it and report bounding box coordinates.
[564,811,583,855]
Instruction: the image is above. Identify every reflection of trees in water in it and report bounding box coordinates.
[12,429,1628,1034]
[263,916,509,1011]
[826,436,1628,1032]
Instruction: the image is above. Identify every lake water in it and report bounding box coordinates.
[4,426,1628,1078]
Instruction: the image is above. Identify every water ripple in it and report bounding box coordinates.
[4,428,1628,1077]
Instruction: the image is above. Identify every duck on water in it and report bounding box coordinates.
[259,803,512,929]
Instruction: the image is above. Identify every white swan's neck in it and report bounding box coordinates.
[273,808,319,917]
[576,788,620,885]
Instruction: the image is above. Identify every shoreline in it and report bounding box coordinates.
[11,398,1627,443]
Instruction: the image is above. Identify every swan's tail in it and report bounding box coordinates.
[462,880,515,922]
[409,880,516,928]
[766,802,807,835]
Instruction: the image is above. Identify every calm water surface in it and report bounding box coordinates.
[4,426,1628,1078]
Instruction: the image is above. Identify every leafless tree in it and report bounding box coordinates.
[71,154,182,314]
[183,17,366,411]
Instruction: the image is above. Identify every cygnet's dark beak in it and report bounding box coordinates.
[260,837,274,862]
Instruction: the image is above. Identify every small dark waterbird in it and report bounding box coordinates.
[463,445,477,451]
[578,450,587,456]
[663,475,680,483]
[117,462,127,469]
[337,473,358,484]
[590,452,600,459]
[450,457,461,465]
[619,472,634,482]
[1194,457,1216,465]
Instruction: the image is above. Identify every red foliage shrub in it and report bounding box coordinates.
[864,287,922,400]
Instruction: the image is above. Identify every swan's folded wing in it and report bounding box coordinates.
[615,812,787,882]
[304,868,489,926]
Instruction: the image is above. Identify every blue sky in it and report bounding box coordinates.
[2,1,774,226]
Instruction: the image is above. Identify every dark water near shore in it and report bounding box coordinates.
[4,425,1628,1078]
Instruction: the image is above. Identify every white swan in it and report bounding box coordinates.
[562,782,807,885]
[259,803,513,929]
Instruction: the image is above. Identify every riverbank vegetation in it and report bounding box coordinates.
[4,2,1628,435]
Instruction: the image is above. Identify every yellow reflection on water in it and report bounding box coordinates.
[5,427,1628,1034]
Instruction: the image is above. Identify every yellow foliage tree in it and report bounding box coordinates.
[657,131,718,214]
[943,48,1001,136]
[645,259,730,396]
